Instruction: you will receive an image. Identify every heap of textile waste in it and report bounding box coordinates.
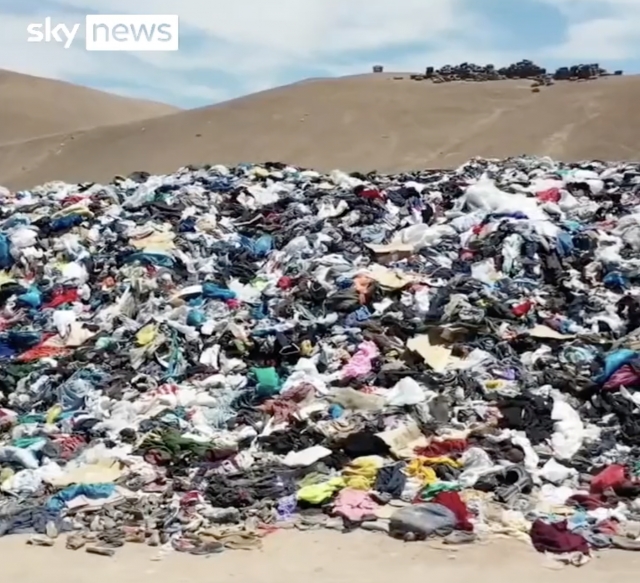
[0,157,640,563]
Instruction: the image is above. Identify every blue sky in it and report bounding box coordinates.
[1,0,639,108]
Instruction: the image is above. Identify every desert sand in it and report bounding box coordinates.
[0,69,178,145]
[4,529,640,582]
[0,73,639,188]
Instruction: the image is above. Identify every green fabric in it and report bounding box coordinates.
[95,337,117,351]
[252,367,281,396]
[18,414,45,424]
[0,364,38,392]
[12,437,43,449]
[417,481,461,501]
[139,429,211,462]
[5,364,37,379]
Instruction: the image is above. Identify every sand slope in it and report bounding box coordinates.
[1,73,640,188]
[0,70,178,145]
[4,530,640,583]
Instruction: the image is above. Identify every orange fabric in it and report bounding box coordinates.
[17,338,72,362]
[354,275,373,304]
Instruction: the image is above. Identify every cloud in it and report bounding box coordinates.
[544,17,640,60]
[0,0,638,107]
[534,0,640,60]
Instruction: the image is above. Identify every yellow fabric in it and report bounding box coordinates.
[0,272,15,286]
[406,458,438,484]
[51,204,94,219]
[484,379,508,391]
[0,467,15,484]
[46,405,62,425]
[343,456,384,490]
[300,340,314,356]
[297,477,345,504]
[136,324,158,346]
[421,456,463,468]
[406,456,463,485]
[251,277,270,292]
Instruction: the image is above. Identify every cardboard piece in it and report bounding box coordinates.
[364,265,416,289]
[377,420,429,459]
[130,230,175,252]
[529,325,575,340]
[407,332,453,373]
[366,242,414,254]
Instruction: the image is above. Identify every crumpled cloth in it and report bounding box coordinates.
[0,506,69,536]
[374,462,407,497]
[530,519,590,554]
[389,503,457,537]
[332,488,379,521]
[342,341,379,379]
[432,491,473,531]
[45,483,116,512]
[342,456,384,490]
[297,477,346,504]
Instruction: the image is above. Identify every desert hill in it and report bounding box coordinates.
[0,69,178,146]
[1,73,638,188]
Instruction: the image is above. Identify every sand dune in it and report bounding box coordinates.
[0,70,178,146]
[1,73,639,188]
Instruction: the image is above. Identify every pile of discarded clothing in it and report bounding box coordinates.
[417,60,620,84]
[1,156,640,562]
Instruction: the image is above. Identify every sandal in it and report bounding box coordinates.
[66,534,86,550]
[189,542,224,555]
[442,531,477,544]
[172,538,197,552]
[215,532,263,550]
[98,530,125,548]
[27,535,55,547]
[125,531,146,543]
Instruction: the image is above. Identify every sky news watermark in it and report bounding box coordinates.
[26,15,179,51]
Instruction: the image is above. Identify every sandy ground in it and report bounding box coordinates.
[0,69,178,145]
[2,73,640,188]
[4,530,640,582]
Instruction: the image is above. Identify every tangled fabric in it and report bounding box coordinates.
[1,156,640,562]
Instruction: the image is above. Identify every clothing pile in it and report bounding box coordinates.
[0,157,640,562]
[420,60,618,84]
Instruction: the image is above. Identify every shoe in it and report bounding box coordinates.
[85,546,115,557]
[45,520,58,539]
[66,534,86,550]
[189,541,224,555]
[494,466,532,505]
[27,535,54,547]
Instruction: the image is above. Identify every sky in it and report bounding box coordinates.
[1,0,640,108]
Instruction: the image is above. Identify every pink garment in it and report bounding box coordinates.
[149,383,180,398]
[603,365,640,391]
[342,341,379,379]
[332,488,379,521]
[536,188,561,203]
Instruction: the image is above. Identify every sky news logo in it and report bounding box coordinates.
[26,15,179,51]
